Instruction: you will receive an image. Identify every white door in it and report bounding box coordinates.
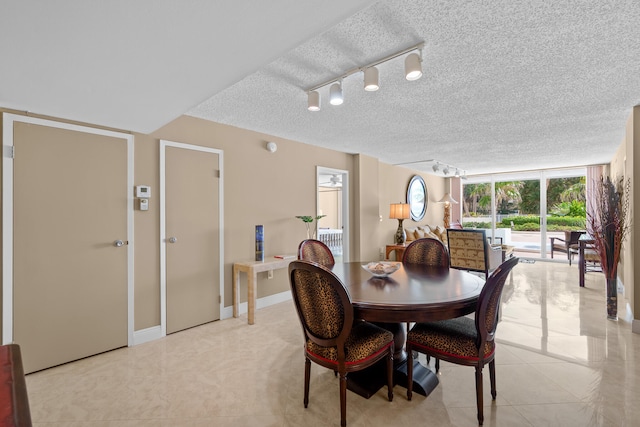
[161,141,223,334]
[3,114,133,373]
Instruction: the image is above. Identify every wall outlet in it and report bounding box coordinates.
[268,270,274,279]
[379,247,385,260]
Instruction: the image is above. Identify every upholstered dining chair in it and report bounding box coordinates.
[297,239,335,266]
[402,237,450,267]
[288,260,395,427]
[405,256,519,425]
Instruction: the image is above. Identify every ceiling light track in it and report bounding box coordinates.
[397,159,467,179]
[306,41,424,111]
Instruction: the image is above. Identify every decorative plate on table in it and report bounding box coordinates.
[362,261,401,278]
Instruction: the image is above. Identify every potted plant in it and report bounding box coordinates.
[295,215,326,240]
[587,176,631,320]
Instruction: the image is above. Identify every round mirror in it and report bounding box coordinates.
[407,175,427,221]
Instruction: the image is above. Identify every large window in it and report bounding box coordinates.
[461,168,586,259]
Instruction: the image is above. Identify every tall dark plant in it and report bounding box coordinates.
[587,176,631,280]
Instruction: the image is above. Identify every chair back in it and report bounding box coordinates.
[566,230,585,247]
[297,239,335,266]
[447,229,490,274]
[475,256,519,348]
[402,238,450,267]
[289,261,353,353]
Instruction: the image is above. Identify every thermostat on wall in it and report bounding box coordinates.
[136,185,151,198]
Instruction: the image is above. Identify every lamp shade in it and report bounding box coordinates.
[389,203,411,219]
[329,82,343,105]
[307,90,320,111]
[437,193,458,204]
[364,66,379,91]
[404,52,423,81]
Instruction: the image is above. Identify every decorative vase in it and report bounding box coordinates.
[606,277,617,320]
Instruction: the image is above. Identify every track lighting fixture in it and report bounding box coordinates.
[363,66,379,91]
[304,42,424,110]
[394,158,469,179]
[307,90,320,111]
[329,81,343,105]
[404,51,423,81]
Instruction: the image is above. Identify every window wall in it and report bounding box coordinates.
[460,168,586,259]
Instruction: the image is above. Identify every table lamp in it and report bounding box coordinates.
[437,193,458,228]
[389,203,411,244]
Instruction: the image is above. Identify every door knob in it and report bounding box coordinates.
[114,240,126,247]
[168,237,178,244]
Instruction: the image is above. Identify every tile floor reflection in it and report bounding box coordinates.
[26,261,640,426]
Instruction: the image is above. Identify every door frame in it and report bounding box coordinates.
[159,140,224,336]
[316,166,349,262]
[2,113,135,345]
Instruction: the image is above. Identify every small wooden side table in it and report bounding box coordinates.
[233,256,295,324]
[385,244,407,261]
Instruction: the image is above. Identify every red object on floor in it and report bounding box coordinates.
[0,344,32,426]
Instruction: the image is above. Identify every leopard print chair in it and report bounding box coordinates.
[298,239,335,266]
[288,260,394,427]
[406,256,519,425]
[402,237,450,267]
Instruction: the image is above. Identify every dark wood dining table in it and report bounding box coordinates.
[329,262,484,398]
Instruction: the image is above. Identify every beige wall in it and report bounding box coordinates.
[0,111,442,335]
[609,105,638,327]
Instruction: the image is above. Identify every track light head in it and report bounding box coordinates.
[443,167,450,176]
[454,169,460,177]
[405,51,423,81]
[432,163,439,172]
[329,81,343,105]
[363,67,379,91]
[307,90,320,111]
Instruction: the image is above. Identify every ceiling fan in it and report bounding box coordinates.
[319,174,342,187]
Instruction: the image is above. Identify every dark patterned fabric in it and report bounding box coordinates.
[403,238,450,267]
[298,239,335,266]
[292,269,344,339]
[306,321,393,364]
[408,318,494,360]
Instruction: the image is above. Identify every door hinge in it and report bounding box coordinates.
[219,295,222,304]
[5,146,14,159]
[214,169,220,178]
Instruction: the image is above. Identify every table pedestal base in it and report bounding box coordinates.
[346,358,439,399]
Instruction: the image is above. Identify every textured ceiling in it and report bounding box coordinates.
[0,0,373,133]
[188,0,640,176]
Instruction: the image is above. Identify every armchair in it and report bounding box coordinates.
[447,229,502,279]
[550,230,585,265]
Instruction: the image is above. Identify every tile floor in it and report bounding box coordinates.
[26,260,640,426]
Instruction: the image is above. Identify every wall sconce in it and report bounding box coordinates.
[389,203,411,244]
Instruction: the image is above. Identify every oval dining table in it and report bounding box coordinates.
[329,262,485,398]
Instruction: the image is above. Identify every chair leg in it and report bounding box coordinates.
[304,358,310,408]
[387,345,394,402]
[339,371,347,427]
[435,358,440,373]
[406,344,413,401]
[475,366,484,425]
[489,360,496,400]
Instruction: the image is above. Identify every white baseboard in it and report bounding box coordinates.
[131,291,293,346]
[132,325,163,346]
[221,290,292,319]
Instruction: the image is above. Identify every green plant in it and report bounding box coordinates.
[295,215,326,239]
